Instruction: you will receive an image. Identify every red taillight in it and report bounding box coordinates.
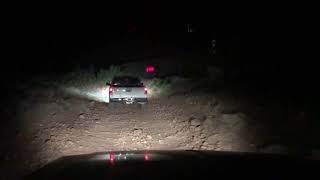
[109,153,115,164]
[144,152,149,161]
[109,87,113,95]
[144,87,148,94]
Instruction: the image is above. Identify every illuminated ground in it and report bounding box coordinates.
[4,90,257,177]
[2,74,309,179]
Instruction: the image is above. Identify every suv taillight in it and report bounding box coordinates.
[109,87,113,95]
[144,87,148,94]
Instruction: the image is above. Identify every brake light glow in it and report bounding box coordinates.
[109,87,113,95]
[144,152,149,161]
[144,87,148,94]
[109,153,115,164]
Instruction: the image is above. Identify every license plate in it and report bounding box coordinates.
[125,88,132,92]
[124,98,134,101]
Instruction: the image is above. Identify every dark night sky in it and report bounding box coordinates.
[3,2,317,76]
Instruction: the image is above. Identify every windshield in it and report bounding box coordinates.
[111,76,142,86]
[1,2,316,179]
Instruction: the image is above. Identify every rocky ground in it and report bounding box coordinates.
[2,71,314,179]
[1,87,260,178]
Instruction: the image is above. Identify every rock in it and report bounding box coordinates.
[147,135,152,140]
[207,115,215,119]
[194,126,202,132]
[158,140,163,144]
[190,119,201,127]
[200,133,206,139]
[203,141,208,146]
[192,146,198,150]
[191,135,195,140]
[79,113,85,119]
[200,145,208,150]
[133,128,143,136]
[44,139,50,143]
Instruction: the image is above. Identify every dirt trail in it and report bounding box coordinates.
[2,94,255,178]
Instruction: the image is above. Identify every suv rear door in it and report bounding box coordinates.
[110,76,143,99]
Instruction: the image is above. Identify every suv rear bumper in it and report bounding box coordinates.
[110,98,148,103]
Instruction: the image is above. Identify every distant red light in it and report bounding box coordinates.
[146,66,155,72]
[144,153,149,161]
[109,153,115,163]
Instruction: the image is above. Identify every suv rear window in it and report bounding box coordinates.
[111,76,142,87]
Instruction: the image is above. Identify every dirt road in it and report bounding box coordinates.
[2,92,256,178]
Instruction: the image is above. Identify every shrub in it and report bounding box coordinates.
[29,65,178,100]
[60,65,126,89]
[96,65,124,84]
[49,65,127,102]
[144,78,171,98]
